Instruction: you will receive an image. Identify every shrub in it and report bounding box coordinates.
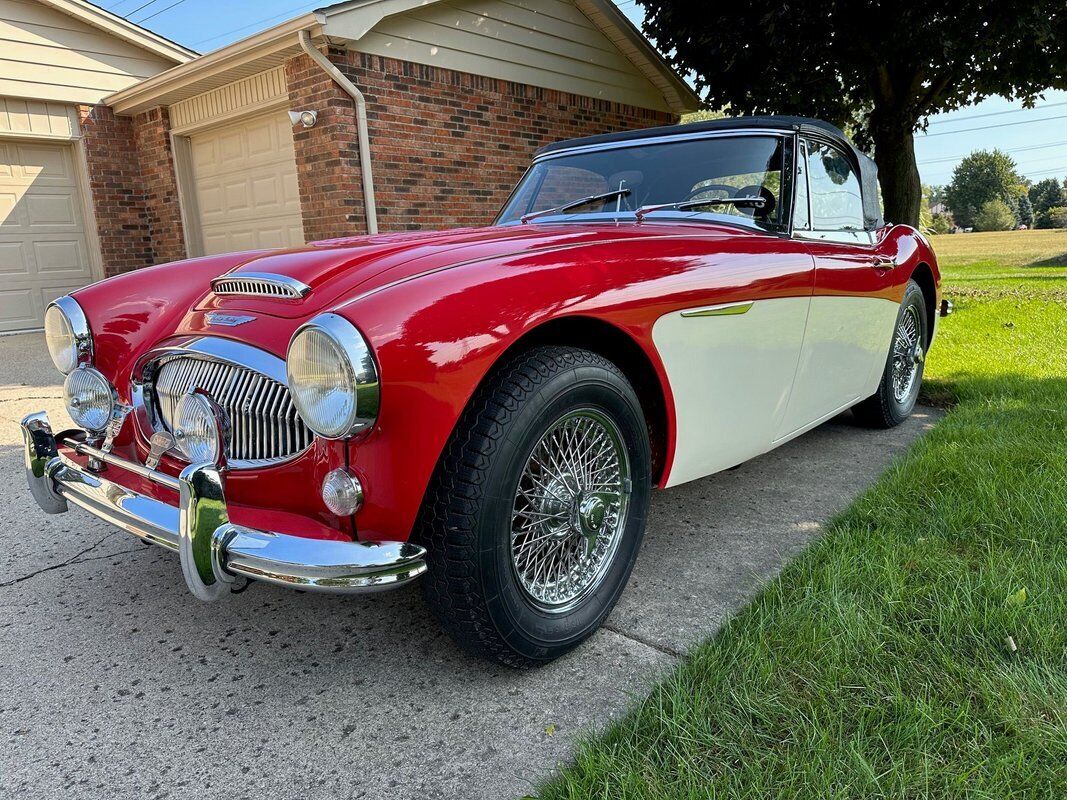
[1036,206,1067,229]
[972,198,1016,232]
[930,213,953,235]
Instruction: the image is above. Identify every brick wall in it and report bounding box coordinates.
[286,48,675,240]
[79,104,186,276]
[78,104,153,276]
[132,107,186,264]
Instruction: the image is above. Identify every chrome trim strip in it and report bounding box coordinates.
[680,300,755,318]
[21,412,428,598]
[48,295,93,371]
[136,337,289,386]
[793,229,877,245]
[211,272,312,299]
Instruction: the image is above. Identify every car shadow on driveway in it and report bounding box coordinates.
[0,363,942,799]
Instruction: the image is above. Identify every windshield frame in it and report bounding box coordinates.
[494,129,798,233]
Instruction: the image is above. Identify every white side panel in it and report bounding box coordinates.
[777,295,899,440]
[654,297,810,487]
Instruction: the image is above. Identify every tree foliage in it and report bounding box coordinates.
[944,150,1026,228]
[1016,193,1034,228]
[1038,206,1067,229]
[1029,178,1066,216]
[973,199,1017,231]
[637,1,1067,227]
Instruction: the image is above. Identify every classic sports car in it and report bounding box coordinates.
[22,116,943,667]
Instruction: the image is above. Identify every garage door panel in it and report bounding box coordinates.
[0,241,26,274]
[0,287,41,330]
[0,140,93,332]
[189,111,304,257]
[34,239,86,275]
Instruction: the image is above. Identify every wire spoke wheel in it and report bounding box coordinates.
[891,304,923,403]
[510,408,630,613]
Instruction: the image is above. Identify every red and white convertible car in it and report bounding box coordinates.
[22,116,942,666]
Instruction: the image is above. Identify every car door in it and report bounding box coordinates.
[777,137,900,439]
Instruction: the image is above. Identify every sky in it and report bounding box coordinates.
[104,0,1067,191]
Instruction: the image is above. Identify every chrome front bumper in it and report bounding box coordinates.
[20,411,427,601]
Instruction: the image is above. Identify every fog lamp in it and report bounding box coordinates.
[322,469,364,516]
[173,392,228,465]
[64,367,115,432]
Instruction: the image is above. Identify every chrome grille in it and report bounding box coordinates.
[150,356,313,466]
[211,273,310,299]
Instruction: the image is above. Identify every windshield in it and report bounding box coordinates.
[495,134,790,232]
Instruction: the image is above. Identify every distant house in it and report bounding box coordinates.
[0,0,192,332]
[1,0,699,333]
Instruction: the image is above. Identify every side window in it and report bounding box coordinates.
[806,141,864,230]
[793,140,810,230]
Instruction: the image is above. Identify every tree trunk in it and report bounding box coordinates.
[870,120,922,228]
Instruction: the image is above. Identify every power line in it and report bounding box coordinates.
[136,0,189,23]
[918,139,1067,165]
[920,114,1067,138]
[927,101,1067,126]
[190,2,319,47]
[123,0,164,18]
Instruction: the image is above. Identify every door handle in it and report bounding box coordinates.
[871,255,895,271]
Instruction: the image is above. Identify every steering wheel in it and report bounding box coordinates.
[734,185,777,219]
[682,184,737,205]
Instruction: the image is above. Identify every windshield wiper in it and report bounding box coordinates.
[634,196,766,222]
[520,189,632,223]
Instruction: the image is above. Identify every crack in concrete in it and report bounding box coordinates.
[0,532,140,587]
[602,621,685,660]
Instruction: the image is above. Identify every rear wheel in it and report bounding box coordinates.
[852,280,928,428]
[418,346,651,668]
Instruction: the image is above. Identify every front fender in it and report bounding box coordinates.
[334,248,680,542]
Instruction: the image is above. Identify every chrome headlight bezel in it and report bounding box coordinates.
[63,366,117,433]
[45,296,93,374]
[286,313,380,440]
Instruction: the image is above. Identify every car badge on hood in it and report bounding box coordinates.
[205,312,256,327]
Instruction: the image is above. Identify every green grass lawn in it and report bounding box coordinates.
[535,231,1067,799]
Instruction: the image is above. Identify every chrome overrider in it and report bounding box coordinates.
[20,411,428,600]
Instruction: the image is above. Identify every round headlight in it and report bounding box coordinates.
[45,297,91,374]
[287,314,379,439]
[173,392,227,464]
[64,367,115,432]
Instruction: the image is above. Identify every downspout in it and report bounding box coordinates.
[298,29,378,235]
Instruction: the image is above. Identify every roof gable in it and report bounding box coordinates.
[106,0,699,115]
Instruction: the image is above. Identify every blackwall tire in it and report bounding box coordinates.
[417,346,652,668]
[852,280,928,429]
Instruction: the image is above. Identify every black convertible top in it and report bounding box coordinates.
[536,115,884,230]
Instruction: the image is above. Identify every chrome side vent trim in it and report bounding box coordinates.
[211,272,311,300]
[151,356,314,467]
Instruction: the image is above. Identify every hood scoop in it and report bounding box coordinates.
[211,272,312,300]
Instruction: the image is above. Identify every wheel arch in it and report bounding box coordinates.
[910,261,936,347]
[486,316,671,486]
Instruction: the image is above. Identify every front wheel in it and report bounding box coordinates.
[852,279,928,428]
[418,346,651,668]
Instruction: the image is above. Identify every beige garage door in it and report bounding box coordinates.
[189,111,303,255]
[0,140,94,333]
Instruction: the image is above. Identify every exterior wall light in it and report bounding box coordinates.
[288,109,318,128]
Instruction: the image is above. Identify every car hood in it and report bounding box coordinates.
[196,223,747,319]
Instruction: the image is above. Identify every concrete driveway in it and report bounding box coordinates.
[0,332,941,799]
